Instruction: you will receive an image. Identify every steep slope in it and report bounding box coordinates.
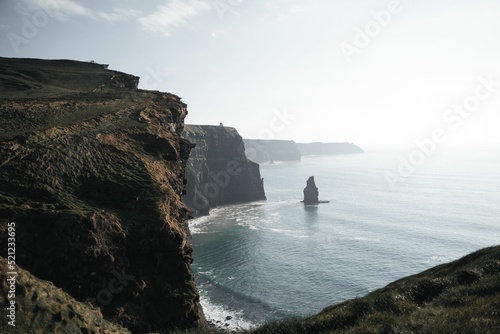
[183,125,266,216]
[0,57,204,333]
[0,258,131,333]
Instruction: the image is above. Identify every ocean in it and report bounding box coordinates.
[189,150,500,330]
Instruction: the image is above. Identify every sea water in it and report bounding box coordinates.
[189,150,500,329]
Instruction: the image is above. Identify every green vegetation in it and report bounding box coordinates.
[0,57,138,99]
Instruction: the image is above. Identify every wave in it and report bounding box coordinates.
[198,288,255,331]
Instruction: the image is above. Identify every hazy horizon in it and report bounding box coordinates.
[1,0,500,150]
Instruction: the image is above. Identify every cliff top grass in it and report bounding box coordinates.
[0,57,138,98]
[0,57,149,140]
[183,124,241,139]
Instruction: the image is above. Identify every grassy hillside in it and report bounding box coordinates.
[0,57,138,99]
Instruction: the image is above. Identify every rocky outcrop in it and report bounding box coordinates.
[0,58,204,333]
[301,176,329,205]
[297,142,364,156]
[183,125,266,216]
[302,176,319,204]
[243,139,301,164]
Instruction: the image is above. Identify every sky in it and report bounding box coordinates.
[1,0,500,150]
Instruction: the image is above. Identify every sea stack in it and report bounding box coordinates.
[302,176,319,204]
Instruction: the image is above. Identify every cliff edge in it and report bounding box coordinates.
[183,125,266,216]
[0,57,204,333]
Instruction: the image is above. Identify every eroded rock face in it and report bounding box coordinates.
[302,176,319,204]
[0,58,204,333]
[183,125,266,216]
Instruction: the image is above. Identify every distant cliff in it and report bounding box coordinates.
[183,125,266,216]
[297,142,364,155]
[243,139,301,164]
[243,140,363,163]
[0,57,204,333]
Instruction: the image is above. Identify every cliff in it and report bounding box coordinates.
[183,125,266,216]
[250,245,500,334]
[0,57,204,333]
[243,139,301,164]
[297,142,364,156]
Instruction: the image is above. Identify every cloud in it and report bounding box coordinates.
[139,0,211,36]
[19,0,94,20]
[98,8,143,23]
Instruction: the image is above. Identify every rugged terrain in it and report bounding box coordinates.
[0,57,204,333]
[0,257,131,333]
[183,125,266,216]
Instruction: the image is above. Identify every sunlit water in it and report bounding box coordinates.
[189,150,500,329]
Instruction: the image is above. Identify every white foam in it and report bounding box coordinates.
[424,255,454,264]
[189,215,213,234]
[236,222,261,230]
[263,227,310,239]
[199,289,255,331]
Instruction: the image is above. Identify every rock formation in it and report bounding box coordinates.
[243,139,301,164]
[297,142,364,156]
[183,125,266,216]
[302,176,319,204]
[301,176,329,204]
[0,57,204,333]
